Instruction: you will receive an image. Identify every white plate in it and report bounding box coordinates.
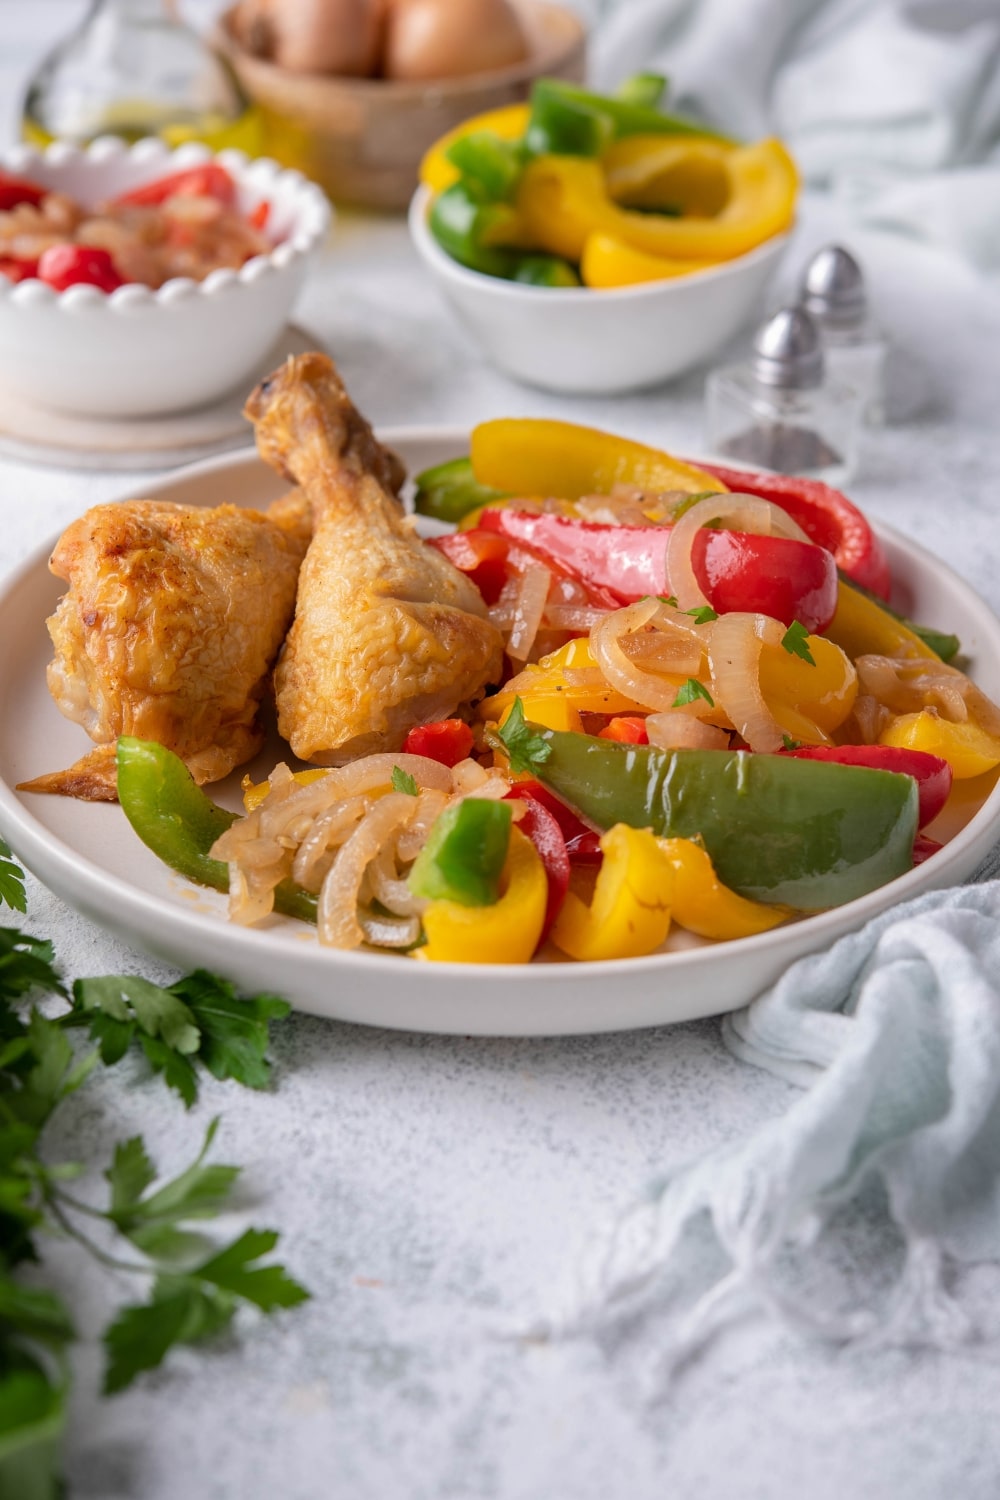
[1,434,999,1037]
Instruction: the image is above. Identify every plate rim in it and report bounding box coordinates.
[1,432,998,1035]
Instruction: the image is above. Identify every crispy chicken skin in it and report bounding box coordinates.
[20,497,309,801]
[245,353,504,764]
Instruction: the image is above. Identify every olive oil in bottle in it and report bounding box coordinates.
[22,0,262,153]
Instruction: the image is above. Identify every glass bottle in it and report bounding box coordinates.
[704,306,864,487]
[799,245,887,427]
[21,0,261,154]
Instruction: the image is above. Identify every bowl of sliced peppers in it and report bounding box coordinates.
[409,75,798,393]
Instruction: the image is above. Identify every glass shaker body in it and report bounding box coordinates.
[22,0,260,153]
[815,319,886,428]
[705,362,864,487]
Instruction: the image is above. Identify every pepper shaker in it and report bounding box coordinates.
[704,306,864,485]
[800,245,886,426]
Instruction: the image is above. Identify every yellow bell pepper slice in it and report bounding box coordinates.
[603,136,734,215]
[516,138,798,264]
[242,767,329,813]
[470,418,727,500]
[419,103,531,194]
[582,232,718,288]
[551,823,673,961]
[879,709,1000,780]
[656,838,787,939]
[759,634,858,736]
[826,581,935,662]
[483,637,648,721]
[498,693,584,735]
[415,826,547,963]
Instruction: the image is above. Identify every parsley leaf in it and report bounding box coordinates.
[685,605,718,625]
[103,1283,234,1395]
[68,970,290,1106]
[781,620,816,664]
[494,698,553,774]
[781,734,802,751]
[672,679,715,708]
[0,929,63,1005]
[391,765,419,796]
[0,840,26,914]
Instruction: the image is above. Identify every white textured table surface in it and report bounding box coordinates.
[4,10,1000,1500]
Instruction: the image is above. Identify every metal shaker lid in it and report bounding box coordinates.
[752,305,824,390]
[800,245,866,328]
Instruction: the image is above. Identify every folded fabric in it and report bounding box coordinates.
[591,0,1000,274]
[547,845,1000,1378]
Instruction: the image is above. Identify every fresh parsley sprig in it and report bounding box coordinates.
[0,853,307,1497]
[672,678,715,709]
[492,698,553,773]
[781,619,816,664]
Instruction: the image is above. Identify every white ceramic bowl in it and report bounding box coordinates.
[0,137,330,418]
[409,183,788,395]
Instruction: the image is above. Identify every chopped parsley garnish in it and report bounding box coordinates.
[391,765,419,796]
[673,678,715,708]
[781,734,803,751]
[494,697,553,773]
[685,604,718,625]
[781,620,816,664]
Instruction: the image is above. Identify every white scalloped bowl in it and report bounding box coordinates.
[0,137,331,417]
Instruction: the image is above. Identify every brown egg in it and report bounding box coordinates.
[383,0,530,82]
[233,0,381,76]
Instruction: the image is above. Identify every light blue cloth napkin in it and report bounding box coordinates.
[551,841,1000,1372]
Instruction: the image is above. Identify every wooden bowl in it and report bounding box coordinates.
[215,1,586,211]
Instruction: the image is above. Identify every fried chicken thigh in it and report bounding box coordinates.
[245,353,504,764]
[22,497,309,801]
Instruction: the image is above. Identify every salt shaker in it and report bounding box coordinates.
[704,306,864,485]
[800,245,886,426]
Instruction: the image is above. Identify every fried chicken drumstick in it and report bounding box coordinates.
[21,496,310,801]
[245,353,504,764]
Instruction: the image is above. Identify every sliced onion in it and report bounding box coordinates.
[368,841,424,917]
[645,713,730,751]
[590,598,708,713]
[541,605,608,632]
[850,694,890,745]
[357,911,422,949]
[664,492,812,611]
[708,611,786,752]
[855,653,1000,735]
[292,796,369,890]
[317,793,418,949]
[507,564,552,663]
[396,788,449,862]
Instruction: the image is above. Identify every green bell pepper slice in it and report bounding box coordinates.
[615,73,668,110]
[412,456,508,523]
[524,79,732,159]
[512,254,581,288]
[445,130,524,202]
[428,182,520,278]
[516,727,919,910]
[408,797,512,907]
[116,738,317,924]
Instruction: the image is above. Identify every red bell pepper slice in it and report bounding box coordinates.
[37,245,125,293]
[0,169,46,211]
[503,787,570,943]
[692,528,837,633]
[507,779,603,866]
[782,744,952,828]
[429,526,619,610]
[402,719,474,767]
[598,716,649,745]
[113,162,236,208]
[912,833,943,864]
[0,256,39,284]
[429,530,512,605]
[475,509,838,632]
[691,460,892,600]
